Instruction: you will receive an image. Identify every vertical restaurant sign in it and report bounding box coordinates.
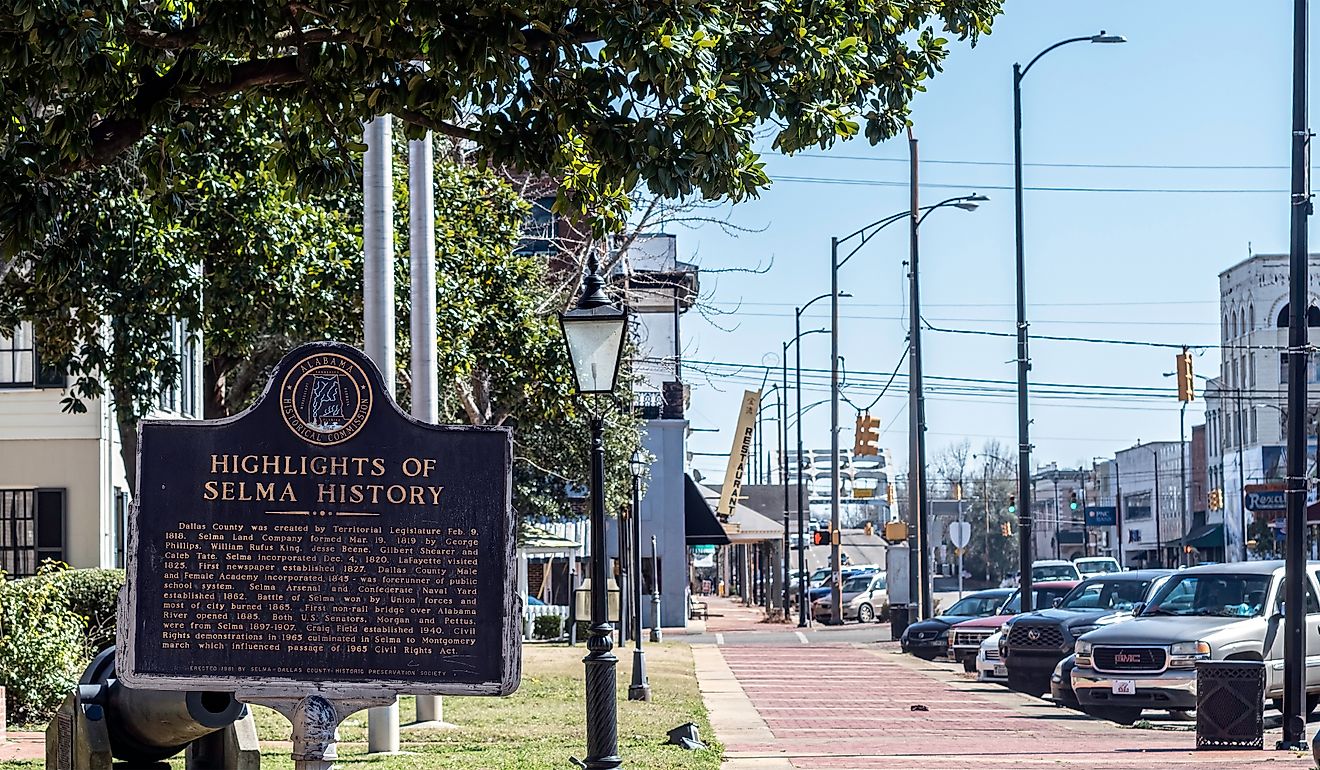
[717,390,760,520]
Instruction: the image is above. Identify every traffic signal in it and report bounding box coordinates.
[1000,522,1012,537]
[812,530,825,546]
[1208,488,1224,511]
[1069,492,1079,511]
[1176,350,1195,402]
[854,413,881,456]
[1007,494,1016,514]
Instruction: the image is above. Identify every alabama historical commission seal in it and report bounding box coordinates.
[279,352,373,445]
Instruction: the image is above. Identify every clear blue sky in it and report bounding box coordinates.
[678,1,1306,484]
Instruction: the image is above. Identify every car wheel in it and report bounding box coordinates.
[858,603,875,623]
[963,655,977,673]
[1083,706,1143,726]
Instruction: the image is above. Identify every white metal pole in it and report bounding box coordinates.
[363,115,401,754]
[407,129,446,728]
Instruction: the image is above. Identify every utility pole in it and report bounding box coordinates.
[1281,0,1310,747]
[907,128,931,620]
[1114,456,1124,567]
[983,463,992,581]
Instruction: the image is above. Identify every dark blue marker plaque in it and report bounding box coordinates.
[119,342,519,695]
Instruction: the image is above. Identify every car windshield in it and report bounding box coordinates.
[1143,574,1273,617]
[1059,580,1150,610]
[944,594,1003,617]
[843,575,872,592]
[1076,560,1120,575]
[1000,586,1072,614]
[1033,565,1078,580]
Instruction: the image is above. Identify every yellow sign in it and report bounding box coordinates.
[854,488,874,499]
[717,390,760,519]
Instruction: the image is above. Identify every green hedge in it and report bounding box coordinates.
[16,565,125,653]
[0,573,86,724]
[533,614,563,640]
[1,564,125,725]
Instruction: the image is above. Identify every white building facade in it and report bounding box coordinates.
[0,320,201,574]
[1204,253,1320,561]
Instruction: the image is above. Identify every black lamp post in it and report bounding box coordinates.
[560,253,629,770]
[627,449,651,702]
[1012,29,1125,614]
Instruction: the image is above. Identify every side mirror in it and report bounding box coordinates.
[1131,602,1145,616]
[1052,597,1063,609]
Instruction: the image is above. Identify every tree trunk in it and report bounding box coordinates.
[117,410,140,499]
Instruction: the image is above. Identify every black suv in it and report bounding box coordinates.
[1001,570,1172,696]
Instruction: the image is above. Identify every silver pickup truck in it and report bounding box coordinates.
[1071,560,1320,724]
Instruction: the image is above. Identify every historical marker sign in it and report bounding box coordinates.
[119,342,519,695]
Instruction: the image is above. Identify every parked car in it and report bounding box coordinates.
[1074,556,1123,579]
[805,568,873,604]
[813,572,882,623]
[1050,654,1080,709]
[975,631,1007,683]
[1071,560,1320,726]
[1031,559,1082,582]
[789,533,810,550]
[808,567,832,588]
[949,582,1079,670]
[846,573,888,623]
[901,589,1013,660]
[1000,570,1172,695]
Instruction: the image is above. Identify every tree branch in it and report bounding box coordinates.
[394,109,481,142]
[69,56,307,173]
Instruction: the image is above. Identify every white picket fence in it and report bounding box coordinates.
[522,604,571,639]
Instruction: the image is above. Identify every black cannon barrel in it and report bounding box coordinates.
[81,647,247,763]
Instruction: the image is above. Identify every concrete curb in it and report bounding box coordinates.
[691,644,794,769]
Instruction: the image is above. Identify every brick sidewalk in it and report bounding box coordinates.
[701,595,794,634]
[695,642,1317,769]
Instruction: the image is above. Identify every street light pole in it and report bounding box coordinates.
[828,197,984,622]
[787,312,831,626]
[1012,30,1125,612]
[1281,0,1310,747]
[627,453,650,702]
[1179,400,1188,567]
[559,253,629,770]
[907,128,933,620]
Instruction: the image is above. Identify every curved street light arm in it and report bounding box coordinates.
[1019,35,1096,80]
[785,327,829,349]
[797,292,837,316]
[916,194,987,227]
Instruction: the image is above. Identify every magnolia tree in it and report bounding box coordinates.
[1,0,1001,267]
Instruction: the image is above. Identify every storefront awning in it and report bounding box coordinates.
[1182,522,1225,549]
[685,474,731,546]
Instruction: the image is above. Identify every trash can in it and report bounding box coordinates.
[890,603,912,641]
[1196,660,1264,750]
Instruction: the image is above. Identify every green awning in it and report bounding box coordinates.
[1182,522,1225,549]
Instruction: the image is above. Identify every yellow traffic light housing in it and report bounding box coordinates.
[853,412,881,456]
[1176,350,1195,402]
[883,520,908,544]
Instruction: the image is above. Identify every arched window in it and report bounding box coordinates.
[1276,304,1320,327]
[1249,304,1256,331]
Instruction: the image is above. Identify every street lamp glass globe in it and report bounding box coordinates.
[559,304,628,394]
[630,448,648,477]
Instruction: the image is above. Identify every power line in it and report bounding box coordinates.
[790,152,1294,172]
[773,175,1285,195]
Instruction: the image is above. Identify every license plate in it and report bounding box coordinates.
[993,665,1007,677]
[1111,680,1137,696]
